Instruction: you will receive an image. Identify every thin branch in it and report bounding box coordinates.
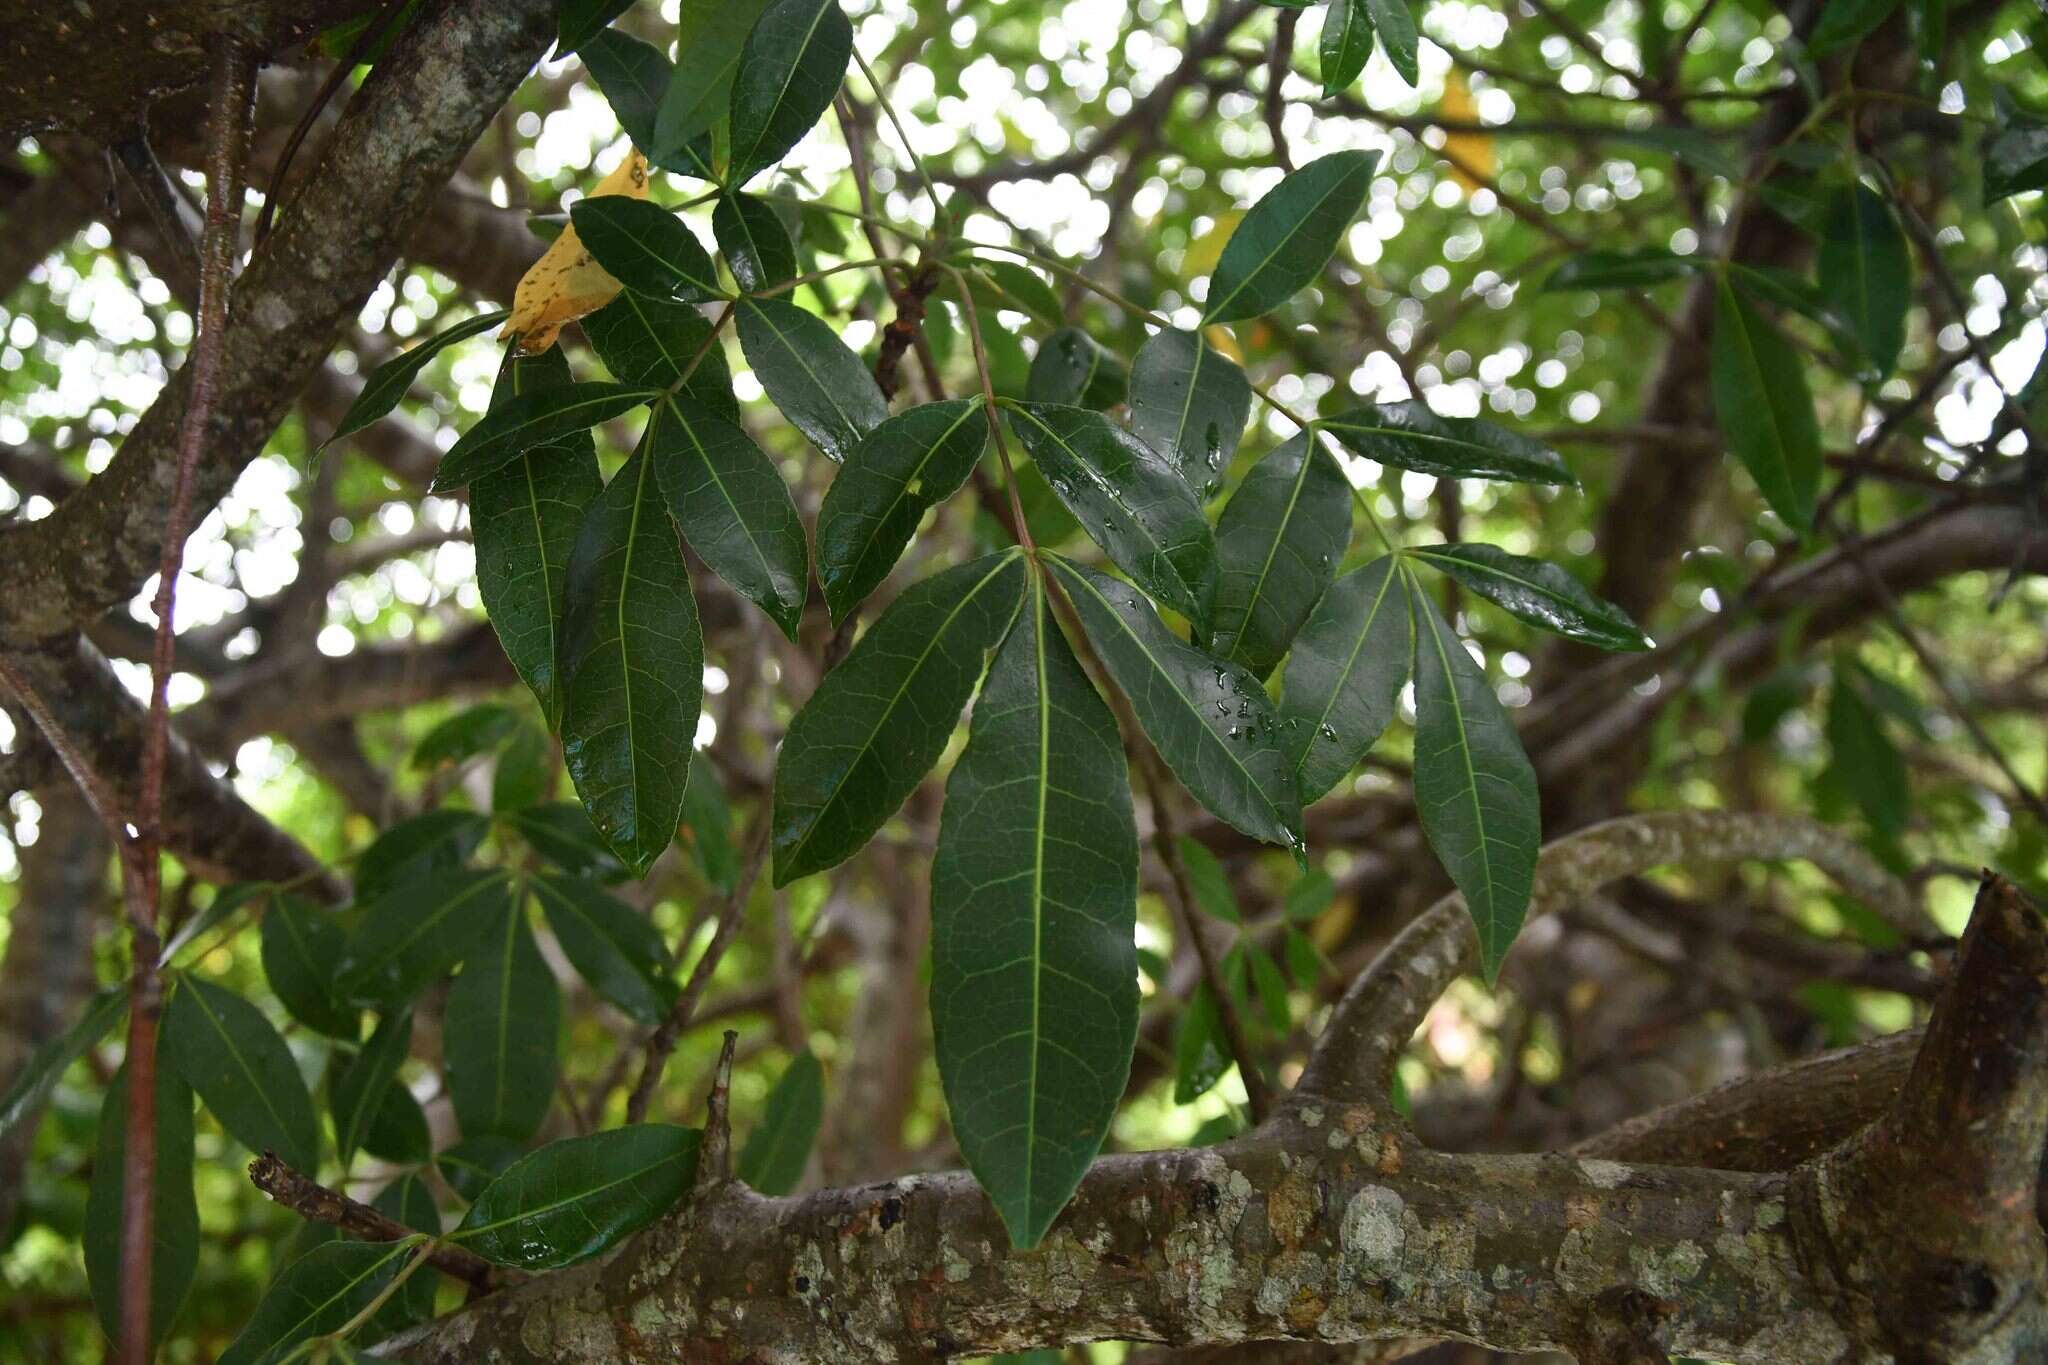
[246,1152,506,1291]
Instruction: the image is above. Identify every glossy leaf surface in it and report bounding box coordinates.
[162,975,321,1172]
[1127,327,1251,499]
[534,872,674,1026]
[736,296,889,462]
[454,1125,701,1269]
[336,869,513,1007]
[1279,555,1410,801]
[570,196,725,302]
[1409,544,1651,651]
[1710,277,1821,530]
[1208,430,1352,677]
[728,0,854,183]
[1203,151,1377,323]
[432,382,654,491]
[446,901,559,1142]
[816,397,987,622]
[1320,402,1576,485]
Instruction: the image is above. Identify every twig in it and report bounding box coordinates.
[1263,9,1297,171]
[246,1153,507,1290]
[625,820,772,1123]
[696,1030,739,1191]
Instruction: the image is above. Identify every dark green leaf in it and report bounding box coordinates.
[1249,945,1291,1032]
[473,348,605,726]
[931,573,1139,1248]
[368,1174,439,1333]
[1409,544,1651,651]
[1366,0,1418,83]
[447,899,559,1143]
[336,869,513,1006]
[353,809,491,904]
[653,0,773,159]
[816,397,988,622]
[453,1125,701,1268]
[1280,555,1411,801]
[736,296,889,462]
[774,551,1026,884]
[533,872,674,1025]
[1285,925,1326,986]
[217,1239,415,1365]
[510,803,631,882]
[1127,327,1251,499]
[1203,150,1377,323]
[1726,262,1868,375]
[584,292,739,416]
[1409,585,1539,982]
[728,0,854,183]
[1319,402,1577,485]
[1808,0,1901,55]
[1320,0,1375,95]
[162,976,321,1172]
[1986,114,2048,205]
[1542,248,1702,291]
[1710,277,1821,530]
[651,395,811,640]
[436,1135,525,1203]
[323,310,507,449]
[714,192,799,290]
[581,29,671,153]
[1173,985,1231,1102]
[1284,870,1336,923]
[1007,402,1218,627]
[492,723,555,813]
[1025,326,1128,409]
[411,703,518,770]
[1817,182,1909,379]
[683,761,740,892]
[85,1066,197,1356]
[1177,834,1242,923]
[570,196,725,302]
[557,0,634,55]
[260,893,359,1041]
[362,1081,431,1165]
[558,445,704,876]
[967,260,1065,330]
[161,882,266,964]
[1048,556,1302,851]
[736,1050,824,1195]
[1827,675,1909,838]
[1208,430,1352,678]
[431,382,655,491]
[0,985,126,1142]
[330,1008,412,1170]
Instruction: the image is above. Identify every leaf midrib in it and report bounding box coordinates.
[1203,156,1366,323]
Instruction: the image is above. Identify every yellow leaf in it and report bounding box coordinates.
[499,150,651,354]
[1181,210,1243,284]
[1438,74,1495,195]
[1203,324,1243,364]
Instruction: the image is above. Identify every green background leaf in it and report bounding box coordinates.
[736,1050,824,1195]
[1203,150,1377,323]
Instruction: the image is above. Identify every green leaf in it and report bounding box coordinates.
[453,1125,701,1268]
[161,882,265,965]
[728,0,854,183]
[558,444,704,876]
[1817,182,1909,379]
[1285,925,1326,986]
[581,28,671,153]
[736,1051,824,1195]
[1409,585,1539,982]
[683,762,740,891]
[1208,430,1352,678]
[1284,869,1336,923]
[736,296,889,462]
[653,0,772,160]
[492,723,555,812]
[162,976,321,1172]
[714,192,799,290]
[260,893,359,1040]
[1366,0,1419,83]
[437,1135,525,1203]
[570,196,726,302]
[1827,674,1909,838]
[1127,327,1251,499]
[1808,0,1901,55]
[1176,835,1242,924]
[1409,544,1651,651]
[431,382,655,491]
[472,348,605,727]
[330,1008,412,1170]
[1202,150,1377,324]
[368,1174,439,1333]
[336,868,513,1006]
[774,550,1026,884]
[1047,556,1302,851]
[816,397,988,622]
[1320,0,1375,95]
[510,803,630,882]
[85,1066,197,1356]
[447,899,560,1143]
[1710,277,1821,531]
[931,572,1139,1248]
[1280,555,1410,802]
[557,0,634,55]
[1007,402,1218,627]
[967,260,1065,330]
[1173,985,1231,1102]
[584,292,739,416]
[1319,402,1577,485]
[411,703,518,770]
[1542,248,1702,291]
[0,985,126,1142]
[1025,326,1129,409]
[1986,112,2048,205]
[362,1081,431,1165]
[353,809,491,904]
[218,1239,415,1365]
[533,872,674,1026]
[1249,945,1291,1032]
[651,395,810,641]
[322,310,507,449]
